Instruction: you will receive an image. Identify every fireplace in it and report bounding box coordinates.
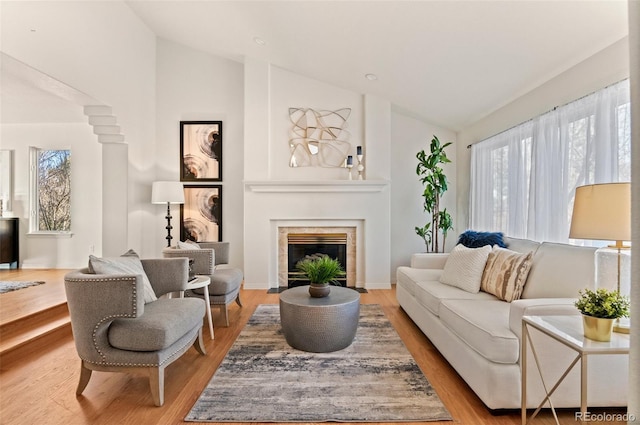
[278,226,356,288]
[287,233,348,287]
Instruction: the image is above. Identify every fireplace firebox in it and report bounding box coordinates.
[287,233,347,287]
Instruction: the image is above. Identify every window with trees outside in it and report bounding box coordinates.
[29,147,71,233]
[470,79,630,244]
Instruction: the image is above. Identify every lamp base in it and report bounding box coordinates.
[613,317,630,334]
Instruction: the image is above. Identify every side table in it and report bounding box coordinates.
[279,285,360,353]
[181,275,214,339]
[521,315,630,425]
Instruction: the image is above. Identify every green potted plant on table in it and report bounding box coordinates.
[574,288,630,341]
[296,254,346,298]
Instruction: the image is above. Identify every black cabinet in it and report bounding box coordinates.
[0,217,19,268]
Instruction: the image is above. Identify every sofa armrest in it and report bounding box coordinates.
[509,298,579,339]
[142,258,189,296]
[410,253,449,269]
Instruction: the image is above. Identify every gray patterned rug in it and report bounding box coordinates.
[0,281,45,294]
[186,304,452,422]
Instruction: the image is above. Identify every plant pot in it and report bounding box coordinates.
[582,314,615,342]
[309,283,330,298]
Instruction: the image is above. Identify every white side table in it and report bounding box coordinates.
[521,315,629,425]
[180,276,214,339]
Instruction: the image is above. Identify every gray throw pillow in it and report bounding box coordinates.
[88,249,158,303]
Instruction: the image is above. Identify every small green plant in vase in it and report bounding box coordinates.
[296,254,346,298]
[574,288,630,341]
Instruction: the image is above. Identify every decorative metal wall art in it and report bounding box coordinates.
[180,185,222,242]
[288,108,351,167]
[180,121,222,181]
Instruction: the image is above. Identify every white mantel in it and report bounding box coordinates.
[245,180,389,193]
[243,179,391,290]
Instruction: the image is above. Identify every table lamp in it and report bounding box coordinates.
[151,181,185,247]
[569,182,631,333]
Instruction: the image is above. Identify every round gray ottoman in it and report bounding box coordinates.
[279,285,360,353]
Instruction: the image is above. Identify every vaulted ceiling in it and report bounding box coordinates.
[126,0,629,131]
[1,1,629,130]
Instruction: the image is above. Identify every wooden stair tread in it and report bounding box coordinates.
[0,303,71,355]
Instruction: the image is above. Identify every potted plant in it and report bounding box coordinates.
[295,254,346,298]
[415,135,453,253]
[574,288,630,341]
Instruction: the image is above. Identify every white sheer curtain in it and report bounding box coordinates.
[470,79,630,243]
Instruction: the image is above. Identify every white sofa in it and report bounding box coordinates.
[396,236,628,411]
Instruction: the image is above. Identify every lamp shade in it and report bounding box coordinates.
[569,182,630,242]
[151,181,184,204]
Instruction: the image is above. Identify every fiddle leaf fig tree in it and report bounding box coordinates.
[415,135,453,252]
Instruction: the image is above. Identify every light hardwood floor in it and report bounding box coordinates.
[0,269,625,425]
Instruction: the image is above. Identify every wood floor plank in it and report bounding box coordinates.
[0,269,626,425]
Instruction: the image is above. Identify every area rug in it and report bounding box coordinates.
[0,281,45,294]
[185,304,452,422]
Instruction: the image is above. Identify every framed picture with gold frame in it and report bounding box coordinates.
[180,121,222,181]
[180,185,222,242]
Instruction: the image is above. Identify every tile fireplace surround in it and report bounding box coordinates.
[278,226,357,288]
[244,180,391,290]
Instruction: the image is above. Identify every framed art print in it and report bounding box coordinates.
[180,121,222,181]
[180,185,222,242]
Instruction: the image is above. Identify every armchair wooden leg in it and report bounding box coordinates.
[149,366,165,407]
[194,327,206,355]
[223,304,229,327]
[235,293,243,307]
[76,361,93,395]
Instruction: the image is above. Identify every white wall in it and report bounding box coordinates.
[1,123,102,268]
[390,109,457,279]
[243,61,393,289]
[456,37,630,231]
[1,1,157,263]
[627,0,639,418]
[269,67,365,180]
[155,39,244,266]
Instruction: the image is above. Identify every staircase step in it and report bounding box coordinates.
[98,134,125,143]
[88,115,117,126]
[92,125,121,135]
[0,303,71,358]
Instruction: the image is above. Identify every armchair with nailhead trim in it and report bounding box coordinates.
[64,257,206,406]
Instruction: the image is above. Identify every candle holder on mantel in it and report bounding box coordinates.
[356,146,365,180]
[346,155,354,180]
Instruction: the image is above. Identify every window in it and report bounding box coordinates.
[470,79,630,243]
[29,147,71,233]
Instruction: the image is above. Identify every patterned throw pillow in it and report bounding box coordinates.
[88,249,158,304]
[480,246,533,302]
[439,244,492,293]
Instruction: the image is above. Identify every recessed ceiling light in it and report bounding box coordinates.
[253,37,266,46]
[365,73,378,81]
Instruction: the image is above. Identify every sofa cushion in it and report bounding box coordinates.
[439,299,519,364]
[522,242,597,299]
[89,250,157,304]
[481,247,533,302]
[440,244,491,293]
[503,236,541,255]
[457,230,507,248]
[396,267,443,297]
[414,279,497,317]
[108,298,204,351]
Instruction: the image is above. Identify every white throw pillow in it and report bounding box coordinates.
[177,240,201,250]
[439,244,491,293]
[89,249,157,304]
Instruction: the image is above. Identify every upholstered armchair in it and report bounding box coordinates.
[64,257,206,406]
[163,241,243,326]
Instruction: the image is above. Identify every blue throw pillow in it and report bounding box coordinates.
[457,230,507,249]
